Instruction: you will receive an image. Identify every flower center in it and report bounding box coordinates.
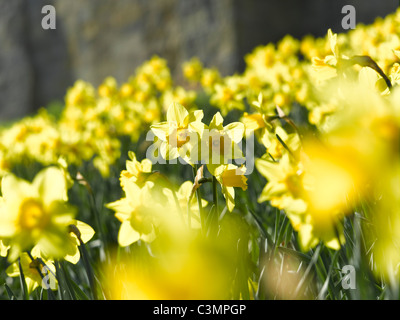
[19,199,48,231]
[222,88,234,102]
[176,128,190,147]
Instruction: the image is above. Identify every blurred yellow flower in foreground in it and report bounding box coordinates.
[0,167,77,261]
[106,181,159,247]
[163,180,207,229]
[104,239,233,300]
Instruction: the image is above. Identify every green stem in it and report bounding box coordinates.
[59,261,77,300]
[88,189,107,262]
[78,239,98,300]
[211,175,219,237]
[212,175,219,216]
[192,165,204,232]
[18,257,28,300]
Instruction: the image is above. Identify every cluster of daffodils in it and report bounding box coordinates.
[1,8,400,299]
[0,56,197,178]
[181,9,400,279]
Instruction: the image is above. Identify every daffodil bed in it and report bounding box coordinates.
[1,10,400,300]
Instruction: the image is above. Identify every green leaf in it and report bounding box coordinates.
[18,258,29,301]
[4,284,17,300]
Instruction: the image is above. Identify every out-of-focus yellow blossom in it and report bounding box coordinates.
[261,125,301,161]
[98,77,118,98]
[33,219,95,265]
[103,234,235,300]
[311,29,342,83]
[210,76,245,115]
[65,80,96,111]
[6,250,57,294]
[256,148,348,251]
[256,153,307,220]
[298,140,364,250]
[162,86,197,112]
[163,181,208,229]
[370,165,400,280]
[183,57,203,82]
[106,181,159,247]
[0,167,77,261]
[151,102,204,164]
[241,112,267,138]
[200,68,222,93]
[120,151,153,188]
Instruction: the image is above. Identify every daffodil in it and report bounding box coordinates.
[162,87,197,113]
[150,102,204,164]
[261,125,301,161]
[0,167,77,261]
[200,68,222,93]
[182,57,203,82]
[256,153,307,221]
[193,112,244,173]
[210,76,245,115]
[106,181,159,247]
[240,93,273,141]
[120,151,153,188]
[213,164,248,212]
[33,219,95,265]
[311,29,342,83]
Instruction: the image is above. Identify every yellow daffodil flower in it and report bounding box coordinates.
[106,181,159,247]
[151,102,204,164]
[182,57,203,82]
[0,167,77,262]
[33,219,95,265]
[213,164,248,212]
[193,112,244,174]
[120,151,153,188]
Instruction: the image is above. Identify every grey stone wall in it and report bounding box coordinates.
[0,0,398,120]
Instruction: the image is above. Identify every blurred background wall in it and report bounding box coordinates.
[0,0,397,120]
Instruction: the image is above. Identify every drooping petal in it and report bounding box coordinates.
[75,220,95,244]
